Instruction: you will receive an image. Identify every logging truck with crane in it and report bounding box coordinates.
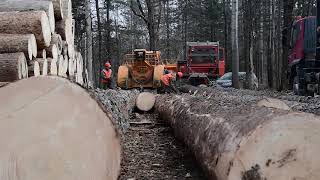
[178,42,225,86]
[288,1,320,95]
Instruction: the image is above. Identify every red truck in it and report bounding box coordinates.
[178,42,225,86]
[288,14,320,95]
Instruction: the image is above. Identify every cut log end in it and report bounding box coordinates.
[136,92,156,112]
[0,77,121,180]
[40,11,52,47]
[0,52,27,82]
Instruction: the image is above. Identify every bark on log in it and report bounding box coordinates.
[62,41,68,55]
[0,77,121,180]
[136,92,156,112]
[0,11,51,49]
[51,33,63,54]
[0,52,28,82]
[36,0,63,20]
[0,0,55,33]
[38,44,58,59]
[56,18,71,41]
[37,49,47,59]
[0,34,37,60]
[155,93,320,180]
[50,0,63,20]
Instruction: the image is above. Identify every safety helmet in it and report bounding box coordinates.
[105,62,111,68]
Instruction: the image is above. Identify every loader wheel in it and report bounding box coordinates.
[117,66,129,89]
[153,65,165,88]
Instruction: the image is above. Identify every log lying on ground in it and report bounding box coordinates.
[155,91,320,180]
[0,0,55,33]
[0,52,28,82]
[0,34,37,60]
[136,92,156,112]
[0,77,121,180]
[0,11,51,49]
[94,88,140,134]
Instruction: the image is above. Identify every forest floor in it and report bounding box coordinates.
[119,112,206,180]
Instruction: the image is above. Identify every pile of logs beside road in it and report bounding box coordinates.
[0,0,85,86]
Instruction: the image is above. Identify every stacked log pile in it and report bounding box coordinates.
[156,86,320,180]
[0,0,85,86]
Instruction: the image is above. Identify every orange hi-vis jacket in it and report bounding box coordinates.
[161,73,174,86]
[102,69,112,83]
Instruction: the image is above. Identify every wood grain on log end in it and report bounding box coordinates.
[0,52,27,82]
[136,92,156,112]
[0,77,121,180]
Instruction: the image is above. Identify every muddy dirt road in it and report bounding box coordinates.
[119,112,206,180]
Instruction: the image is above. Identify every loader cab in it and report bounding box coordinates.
[134,49,147,61]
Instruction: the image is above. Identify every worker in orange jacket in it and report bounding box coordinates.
[101,62,113,89]
[177,71,184,87]
[160,70,178,93]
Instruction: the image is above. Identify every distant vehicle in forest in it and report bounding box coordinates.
[288,15,320,95]
[178,42,225,86]
[217,72,258,89]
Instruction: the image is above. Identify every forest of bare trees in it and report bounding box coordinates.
[72,0,316,89]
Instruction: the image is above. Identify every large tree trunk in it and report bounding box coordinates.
[0,77,121,180]
[281,0,294,90]
[0,0,55,33]
[231,0,239,89]
[0,53,28,82]
[85,0,94,87]
[95,0,102,87]
[0,34,37,60]
[156,87,320,180]
[0,11,51,49]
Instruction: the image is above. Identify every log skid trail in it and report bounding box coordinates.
[120,112,206,180]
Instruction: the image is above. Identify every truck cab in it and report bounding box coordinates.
[288,16,320,95]
[178,42,225,85]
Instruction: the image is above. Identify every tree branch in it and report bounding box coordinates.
[130,0,148,24]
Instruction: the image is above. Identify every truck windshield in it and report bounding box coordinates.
[190,48,216,63]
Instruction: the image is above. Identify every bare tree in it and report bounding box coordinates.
[130,0,162,50]
[95,0,102,87]
[231,0,239,89]
[85,0,94,87]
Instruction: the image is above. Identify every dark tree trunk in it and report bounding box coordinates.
[281,0,294,90]
[95,0,102,87]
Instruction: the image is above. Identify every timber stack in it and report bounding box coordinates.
[0,0,85,86]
